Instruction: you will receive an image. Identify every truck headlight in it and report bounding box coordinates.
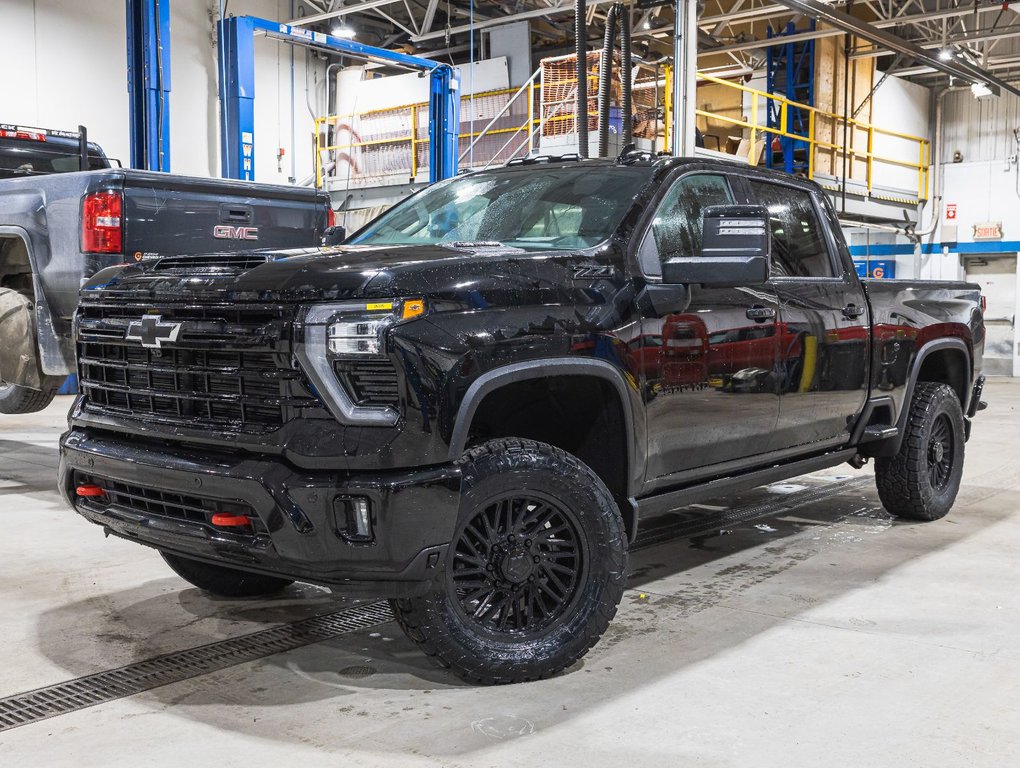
[294,299,425,426]
[325,299,425,357]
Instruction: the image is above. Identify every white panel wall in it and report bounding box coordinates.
[941,88,1020,164]
[0,0,326,184]
[871,75,930,193]
[1,0,131,165]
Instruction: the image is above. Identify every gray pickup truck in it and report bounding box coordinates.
[0,123,332,413]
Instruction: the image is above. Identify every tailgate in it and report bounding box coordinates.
[119,172,328,257]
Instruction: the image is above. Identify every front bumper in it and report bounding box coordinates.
[59,429,462,597]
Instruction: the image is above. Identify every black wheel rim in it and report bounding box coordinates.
[449,493,585,638]
[928,413,955,491]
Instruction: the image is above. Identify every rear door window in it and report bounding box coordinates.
[747,180,835,278]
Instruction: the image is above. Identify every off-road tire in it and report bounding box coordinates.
[0,382,58,414]
[390,438,628,685]
[0,288,59,414]
[161,551,294,597]
[875,382,965,521]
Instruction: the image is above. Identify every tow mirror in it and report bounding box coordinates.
[662,204,771,288]
[323,225,347,247]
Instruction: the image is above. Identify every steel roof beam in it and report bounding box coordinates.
[771,0,1020,97]
[851,25,1020,60]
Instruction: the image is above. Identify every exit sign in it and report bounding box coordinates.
[973,222,1003,241]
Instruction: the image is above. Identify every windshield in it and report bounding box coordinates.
[349,165,651,252]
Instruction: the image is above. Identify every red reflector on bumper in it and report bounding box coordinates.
[76,484,106,498]
[210,513,252,528]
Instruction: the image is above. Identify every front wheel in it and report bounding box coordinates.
[391,438,627,685]
[875,382,965,521]
[161,551,294,597]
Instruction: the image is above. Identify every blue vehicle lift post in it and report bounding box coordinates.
[126,0,172,171]
[217,16,460,183]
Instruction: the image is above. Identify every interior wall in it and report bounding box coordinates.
[942,87,1020,164]
[0,0,326,185]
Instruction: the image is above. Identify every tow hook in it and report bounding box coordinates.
[848,454,870,469]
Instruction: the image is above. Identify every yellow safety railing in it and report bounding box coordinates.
[317,67,929,202]
[665,68,930,201]
[315,84,542,188]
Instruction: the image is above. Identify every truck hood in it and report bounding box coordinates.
[83,243,616,307]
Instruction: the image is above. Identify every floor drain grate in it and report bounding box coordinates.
[0,600,394,732]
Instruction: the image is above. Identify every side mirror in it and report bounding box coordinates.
[662,204,771,287]
[323,225,347,247]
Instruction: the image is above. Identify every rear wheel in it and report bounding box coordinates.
[391,438,627,685]
[0,287,59,414]
[160,551,294,597]
[875,382,965,521]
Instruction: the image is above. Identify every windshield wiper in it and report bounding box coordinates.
[445,241,505,248]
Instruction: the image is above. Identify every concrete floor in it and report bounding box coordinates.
[1,382,1019,766]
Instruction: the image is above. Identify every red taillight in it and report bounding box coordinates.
[326,206,337,228]
[81,191,123,253]
[76,484,106,498]
[210,513,252,528]
[980,295,987,313]
[0,129,45,141]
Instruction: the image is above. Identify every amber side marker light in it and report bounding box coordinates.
[402,298,425,320]
[76,485,106,498]
[210,513,252,528]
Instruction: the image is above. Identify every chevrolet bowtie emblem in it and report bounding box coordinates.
[125,315,183,348]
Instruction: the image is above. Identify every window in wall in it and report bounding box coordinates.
[747,181,835,278]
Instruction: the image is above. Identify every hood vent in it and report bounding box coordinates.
[153,253,273,273]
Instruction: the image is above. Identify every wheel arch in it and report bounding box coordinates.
[886,338,972,454]
[446,358,643,540]
[0,225,70,377]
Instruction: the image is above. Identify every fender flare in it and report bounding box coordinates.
[446,358,642,500]
[887,337,972,454]
[0,225,70,376]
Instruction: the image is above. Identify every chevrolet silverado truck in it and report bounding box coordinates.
[59,155,986,685]
[0,123,332,413]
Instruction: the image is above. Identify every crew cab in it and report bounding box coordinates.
[59,155,985,685]
[0,123,332,413]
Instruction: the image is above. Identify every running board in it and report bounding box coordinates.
[635,449,858,518]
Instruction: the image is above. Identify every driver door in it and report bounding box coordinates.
[638,172,781,489]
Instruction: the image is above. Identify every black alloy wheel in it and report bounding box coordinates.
[449,492,585,637]
[927,413,955,491]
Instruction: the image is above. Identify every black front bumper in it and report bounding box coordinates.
[59,429,462,598]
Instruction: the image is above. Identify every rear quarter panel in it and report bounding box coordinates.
[863,278,984,418]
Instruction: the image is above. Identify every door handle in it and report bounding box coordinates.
[842,303,865,319]
[746,305,776,322]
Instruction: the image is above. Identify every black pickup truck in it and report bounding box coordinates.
[0,123,331,413]
[59,155,985,685]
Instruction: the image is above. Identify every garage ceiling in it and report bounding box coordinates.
[290,0,1020,90]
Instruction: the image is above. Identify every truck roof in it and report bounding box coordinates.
[489,152,821,191]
